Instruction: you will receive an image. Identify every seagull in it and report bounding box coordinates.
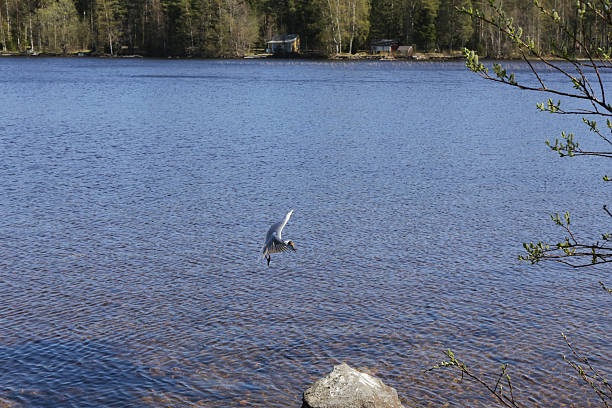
[262,209,296,266]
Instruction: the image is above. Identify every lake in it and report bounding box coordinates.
[0,57,609,407]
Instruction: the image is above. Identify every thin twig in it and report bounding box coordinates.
[521,50,545,89]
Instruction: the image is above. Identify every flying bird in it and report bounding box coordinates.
[262,209,296,266]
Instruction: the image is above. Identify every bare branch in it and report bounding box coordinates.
[428,350,523,408]
[562,333,612,407]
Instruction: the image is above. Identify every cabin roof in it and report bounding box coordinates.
[267,34,299,44]
[371,39,399,47]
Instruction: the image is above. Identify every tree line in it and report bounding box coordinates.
[0,0,608,57]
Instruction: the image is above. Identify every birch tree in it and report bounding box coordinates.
[323,0,369,54]
[219,0,257,56]
[36,0,81,53]
[27,0,33,52]
[325,0,342,52]
[96,0,123,55]
[348,0,369,53]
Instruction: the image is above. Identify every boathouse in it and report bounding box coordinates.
[266,34,300,54]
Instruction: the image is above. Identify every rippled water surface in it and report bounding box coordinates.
[0,58,610,407]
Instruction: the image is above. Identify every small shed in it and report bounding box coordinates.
[266,34,300,54]
[370,39,399,54]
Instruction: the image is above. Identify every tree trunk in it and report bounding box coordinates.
[5,0,10,43]
[0,4,6,52]
[62,12,67,53]
[37,12,41,52]
[572,1,578,57]
[448,0,453,53]
[28,7,33,51]
[13,0,19,51]
[349,0,355,54]
[185,1,194,50]
[334,0,342,52]
[142,0,146,49]
[327,0,339,53]
[90,2,94,50]
[102,0,113,55]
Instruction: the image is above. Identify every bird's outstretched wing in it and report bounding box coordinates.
[278,209,294,237]
[265,209,294,242]
[263,235,292,254]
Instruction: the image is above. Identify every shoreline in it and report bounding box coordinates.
[0,50,573,62]
[0,50,468,61]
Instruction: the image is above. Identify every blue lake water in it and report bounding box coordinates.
[0,57,610,407]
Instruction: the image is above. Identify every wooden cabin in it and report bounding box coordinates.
[370,39,399,54]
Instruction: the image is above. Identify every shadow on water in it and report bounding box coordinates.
[0,339,202,407]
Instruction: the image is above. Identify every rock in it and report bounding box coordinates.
[302,363,404,408]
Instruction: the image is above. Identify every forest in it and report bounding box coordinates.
[0,0,609,58]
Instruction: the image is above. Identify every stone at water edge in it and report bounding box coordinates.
[302,362,404,408]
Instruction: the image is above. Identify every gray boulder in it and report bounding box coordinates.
[302,363,404,408]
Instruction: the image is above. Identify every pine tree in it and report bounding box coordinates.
[414,2,436,51]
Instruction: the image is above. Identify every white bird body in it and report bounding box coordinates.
[262,210,296,265]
